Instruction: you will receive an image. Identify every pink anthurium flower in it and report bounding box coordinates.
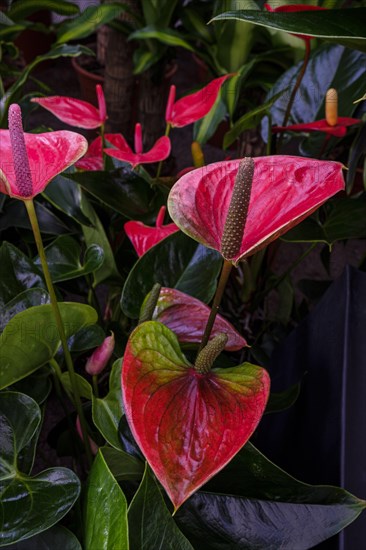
[124,206,179,256]
[168,156,345,264]
[104,123,171,169]
[75,134,121,171]
[0,104,88,199]
[122,321,270,510]
[150,287,247,351]
[272,117,360,138]
[31,84,107,129]
[165,74,233,128]
[264,4,326,41]
[85,332,115,376]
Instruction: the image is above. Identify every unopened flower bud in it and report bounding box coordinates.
[191,141,204,168]
[85,332,115,376]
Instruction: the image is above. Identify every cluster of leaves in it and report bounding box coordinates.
[1,1,366,549]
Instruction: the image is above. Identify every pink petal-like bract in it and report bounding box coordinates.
[264,3,326,41]
[0,130,88,199]
[153,287,247,351]
[168,156,345,263]
[166,75,233,128]
[105,135,171,168]
[125,206,179,256]
[122,321,270,510]
[272,117,360,138]
[85,332,115,376]
[75,134,121,171]
[31,91,107,129]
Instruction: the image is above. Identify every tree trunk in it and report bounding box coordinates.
[103,0,139,138]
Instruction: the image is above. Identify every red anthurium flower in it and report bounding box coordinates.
[75,134,121,171]
[272,117,360,138]
[168,156,345,264]
[31,84,107,129]
[0,104,88,199]
[264,4,326,41]
[150,287,247,351]
[122,321,270,510]
[124,206,179,256]
[165,74,233,128]
[104,123,171,169]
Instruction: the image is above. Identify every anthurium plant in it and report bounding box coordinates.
[1,2,366,548]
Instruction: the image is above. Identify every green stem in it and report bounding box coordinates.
[278,40,311,153]
[24,199,93,468]
[155,123,171,180]
[100,123,106,170]
[197,259,233,354]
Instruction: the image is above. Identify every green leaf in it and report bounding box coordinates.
[176,442,366,548]
[35,235,104,283]
[224,89,287,148]
[128,465,194,550]
[8,0,80,21]
[0,392,80,546]
[129,26,194,51]
[92,359,124,450]
[80,195,121,286]
[193,94,227,145]
[1,289,49,332]
[121,232,222,318]
[133,47,163,75]
[4,525,82,550]
[84,451,128,550]
[282,195,366,244]
[68,325,105,353]
[212,8,366,52]
[66,168,156,220]
[43,175,93,227]
[0,199,70,235]
[101,446,144,482]
[11,368,52,406]
[0,302,97,389]
[61,372,92,400]
[56,4,125,44]
[266,383,301,414]
[347,121,366,193]
[0,242,44,310]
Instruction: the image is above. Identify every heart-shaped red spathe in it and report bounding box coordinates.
[122,321,270,510]
[168,156,345,263]
[151,287,247,351]
[124,206,179,256]
[0,130,88,198]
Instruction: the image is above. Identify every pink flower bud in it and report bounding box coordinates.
[85,332,115,376]
[76,416,99,455]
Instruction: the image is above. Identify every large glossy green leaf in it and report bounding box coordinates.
[193,95,227,146]
[43,175,93,227]
[128,465,194,550]
[0,303,97,389]
[1,289,49,332]
[66,168,156,221]
[212,8,366,52]
[0,199,70,234]
[100,446,144,482]
[346,121,366,193]
[80,195,121,285]
[262,45,366,156]
[282,194,366,244]
[121,232,222,318]
[35,235,104,283]
[5,525,81,550]
[92,359,124,450]
[61,372,92,400]
[84,451,128,550]
[175,442,366,549]
[0,392,80,546]
[0,242,44,310]
[11,368,52,407]
[56,4,125,44]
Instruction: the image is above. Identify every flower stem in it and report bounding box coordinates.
[197,259,233,354]
[100,123,106,170]
[278,40,311,153]
[24,198,93,467]
[155,123,171,180]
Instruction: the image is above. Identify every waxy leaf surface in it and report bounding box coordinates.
[168,157,345,263]
[122,322,270,510]
[149,287,247,351]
